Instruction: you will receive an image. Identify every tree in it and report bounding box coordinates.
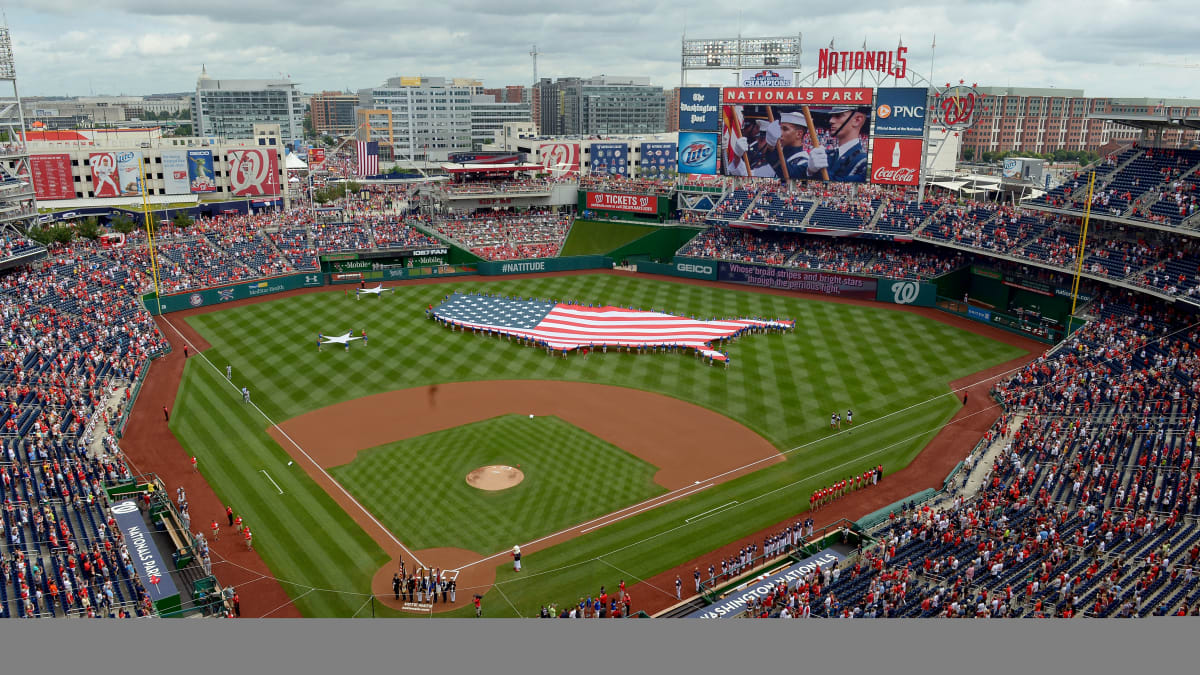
[25,225,53,246]
[344,181,361,195]
[50,225,75,246]
[321,135,334,147]
[173,211,194,230]
[961,147,976,162]
[171,124,193,137]
[75,217,102,240]
[111,215,137,235]
[303,114,315,139]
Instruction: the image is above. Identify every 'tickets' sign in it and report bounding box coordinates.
[870,137,923,186]
[586,192,657,214]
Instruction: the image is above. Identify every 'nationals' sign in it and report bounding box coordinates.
[686,548,846,618]
[722,88,872,105]
[818,46,909,79]
[586,192,657,214]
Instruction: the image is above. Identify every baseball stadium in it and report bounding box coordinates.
[3,38,1200,623]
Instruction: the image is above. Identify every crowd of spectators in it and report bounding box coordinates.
[578,175,674,196]
[430,210,571,261]
[0,240,173,617]
[679,226,964,280]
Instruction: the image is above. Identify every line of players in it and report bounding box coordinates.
[810,464,883,511]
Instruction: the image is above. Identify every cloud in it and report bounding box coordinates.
[2,0,1196,98]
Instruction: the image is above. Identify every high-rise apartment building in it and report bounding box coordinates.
[192,69,304,144]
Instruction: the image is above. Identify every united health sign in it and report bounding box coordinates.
[874,87,928,137]
[685,548,845,618]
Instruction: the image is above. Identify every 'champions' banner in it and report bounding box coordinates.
[718,262,877,298]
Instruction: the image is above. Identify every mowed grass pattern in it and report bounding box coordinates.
[171,273,1028,616]
[329,415,665,553]
[558,219,657,256]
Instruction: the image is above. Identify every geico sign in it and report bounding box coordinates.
[677,263,713,274]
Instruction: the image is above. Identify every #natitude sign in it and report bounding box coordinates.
[722,88,873,184]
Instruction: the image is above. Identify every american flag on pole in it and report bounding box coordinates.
[431,293,793,363]
[356,140,379,177]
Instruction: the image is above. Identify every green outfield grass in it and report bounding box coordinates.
[329,414,666,553]
[170,272,1028,617]
[558,219,657,256]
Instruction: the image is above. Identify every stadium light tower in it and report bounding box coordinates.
[680,34,801,86]
[0,23,39,237]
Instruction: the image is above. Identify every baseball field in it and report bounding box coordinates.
[162,271,1028,617]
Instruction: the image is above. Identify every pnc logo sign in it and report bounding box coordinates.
[877,104,892,119]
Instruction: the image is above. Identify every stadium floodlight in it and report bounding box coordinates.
[682,35,801,74]
[0,27,16,80]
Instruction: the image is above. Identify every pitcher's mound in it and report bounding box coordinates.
[466,465,524,491]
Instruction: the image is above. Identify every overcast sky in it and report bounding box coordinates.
[5,0,1198,99]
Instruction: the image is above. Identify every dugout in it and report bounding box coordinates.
[934,264,1087,343]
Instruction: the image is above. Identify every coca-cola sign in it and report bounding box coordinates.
[870,138,922,186]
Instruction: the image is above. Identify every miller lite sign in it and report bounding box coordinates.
[870,138,922,186]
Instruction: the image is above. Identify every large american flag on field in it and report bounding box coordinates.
[431,293,793,362]
[356,141,379,177]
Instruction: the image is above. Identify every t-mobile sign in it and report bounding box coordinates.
[870,138,923,186]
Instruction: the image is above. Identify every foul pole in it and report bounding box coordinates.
[1066,170,1096,337]
[138,156,163,315]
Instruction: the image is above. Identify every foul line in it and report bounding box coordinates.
[685,501,737,524]
[260,470,284,495]
[580,483,712,534]
[160,315,426,569]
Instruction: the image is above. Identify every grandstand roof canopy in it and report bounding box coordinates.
[1088,111,1200,132]
[440,163,543,174]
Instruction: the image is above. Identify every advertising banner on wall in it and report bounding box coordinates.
[115,151,143,196]
[585,192,658,214]
[187,150,217,193]
[308,147,326,166]
[638,142,676,180]
[538,142,580,177]
[227,148,280,197]
[678,87,722,131]
[721,88,873,183]
[874,87,928,137]
[870,137,922,186]
[718,261,877,298]
[89,152,120,198]
[161,150,191,195]
[589,143,629,176]
[677,132,719,175]
[29,154,75,200]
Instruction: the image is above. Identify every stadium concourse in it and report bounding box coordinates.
[2,144,1200,618]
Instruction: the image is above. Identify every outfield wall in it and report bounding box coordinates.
[717,262,877,299]
[476,255,613,276]
[144,272,325,315]
[607,226,703,264]
[635,257,717,281]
